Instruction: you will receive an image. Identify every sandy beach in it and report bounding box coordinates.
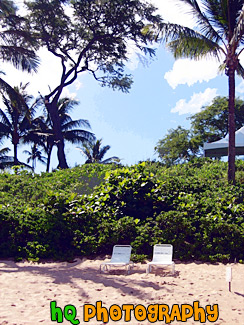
[0,258,243,325]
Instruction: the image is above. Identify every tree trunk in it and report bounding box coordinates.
[46,149,52,172]
[13,143,18,165]
[13,127,19,165]
[228,66,236,184]
[45,100,68,169]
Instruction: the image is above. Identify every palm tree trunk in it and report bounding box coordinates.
[46,149,51,172]
[13,143,18,165]
[45,100,68,169]
[228,66,236,184]
[13,127,19,165]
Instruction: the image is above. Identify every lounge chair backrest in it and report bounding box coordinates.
[152,244,173,263]
[110,245,132,264]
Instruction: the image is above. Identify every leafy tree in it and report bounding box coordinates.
[25,0,161,169]
[0,0,39,72]
[149,0,244,183]
[155,126,199,165]
[190,96,244,146]
[23,143,47,171]
[77,138,120,164]
[156,97,244,164]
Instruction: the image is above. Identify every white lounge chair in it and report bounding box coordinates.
[146,244,175,274]
[100,245,134,274]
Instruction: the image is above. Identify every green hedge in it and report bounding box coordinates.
[0,160,244,262]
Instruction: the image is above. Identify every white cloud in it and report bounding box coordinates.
[164,58,220,89]
[171,88,218,115]
[74,80,83,91]
[151,0,195,28]
[62,89,77,100]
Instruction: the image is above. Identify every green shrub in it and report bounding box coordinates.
[1,160,244,262]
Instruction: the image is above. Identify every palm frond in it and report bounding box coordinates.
[61,119,91,131]
[23,149,31,156]
[171,0,223,42]
[57,97,79,114]
[0,146,10,156]
[218,61,226,74]
[0,75,16,95]
[60,114,76,125]
[0,122,11,137]
[19,115,32,134]
[230,3,244,47]
[236,62,244,78]
[0,77,30,116]
[63,130,95,143]
[0,0,17,16]
[200,0,229,36]
[0,108,12,130]
[102,156,120,164]
[0,45,39,73]
[167,33,224,60]
[76,146,93,161]
[97,145,111,161]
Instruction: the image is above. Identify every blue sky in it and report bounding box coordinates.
[2,0,244,172]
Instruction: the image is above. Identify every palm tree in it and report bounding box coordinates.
[0,82,37,165]
[0,0,39,73]
[23,143,47,171]
[150,0,244,183]
[77,138,120,164]
[29,116,54,172]
[36,97,95,172]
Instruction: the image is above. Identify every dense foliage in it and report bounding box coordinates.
[1,160,244,263]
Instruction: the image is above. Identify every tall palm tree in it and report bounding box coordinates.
[149,0,244,183]
[23,143,47,171]
[0,82,37,165]
[36,97,95,172]
[77,138,120,164]
[0,0,39,73]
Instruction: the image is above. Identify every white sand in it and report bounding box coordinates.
[0,258,243,324]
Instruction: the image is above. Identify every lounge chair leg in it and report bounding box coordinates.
[100,265,108,273]
[172,263,175,275]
